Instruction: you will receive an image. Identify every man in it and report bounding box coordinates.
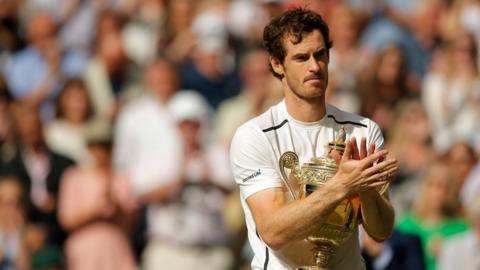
[5,12,86,119]
[113,58,185,269]
[230,9,398,269]
[2,102,74,246]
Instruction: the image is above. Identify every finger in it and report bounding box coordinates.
[360,138,367,159]
[363,158,398,176]
[360,149,389,169]
[331,150,342,164]
[365,166,398,185]
[351,137,360,160]
[341,140,353,163]
[368,142,375,156]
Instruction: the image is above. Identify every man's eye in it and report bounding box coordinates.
[295,56,308,61]
[314,50,327,60]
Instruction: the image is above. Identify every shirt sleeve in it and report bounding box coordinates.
[367,119,385,151]
[230,123,283,199]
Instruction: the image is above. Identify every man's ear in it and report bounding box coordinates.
[270,56,285,78]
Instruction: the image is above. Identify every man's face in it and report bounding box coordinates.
[272,30,329,100]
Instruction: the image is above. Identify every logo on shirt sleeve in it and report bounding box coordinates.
[242,169,262,182]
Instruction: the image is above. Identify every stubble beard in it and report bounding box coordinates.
[284,73,328,104]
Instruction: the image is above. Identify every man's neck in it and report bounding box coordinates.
[284,92,326,123]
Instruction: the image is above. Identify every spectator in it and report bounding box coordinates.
[160,0,197,64]
[142,90,235,269]
[361,229,425,270]
[0,0,24,71]
[422,30,480,153]
[215,48,281,144]
[4,11,87,120]
[387,100,433,217]
[444,142,477,193]
[84,10,139,120]
[44,78,93,165]
[396,160,470,270]
[2,102,74,246]
[358,45,412,133]
[0,76,15,171]
[438,193,480,270]
[326,4,363,114]
[179,3,241,109]
[112,58,184,268]
[0,177,26,270]
[58,121,137,270]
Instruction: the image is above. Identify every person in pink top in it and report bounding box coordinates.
[58,121,137,270]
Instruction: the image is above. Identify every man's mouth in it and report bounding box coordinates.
[304,76,323,82]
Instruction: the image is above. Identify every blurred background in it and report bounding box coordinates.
[0,0,479,269]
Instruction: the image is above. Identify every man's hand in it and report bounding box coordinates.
[330,138,398,197]
[337,137,397,241]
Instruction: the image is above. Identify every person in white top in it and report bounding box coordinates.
[230,8,398,270]
[438,193,480,270]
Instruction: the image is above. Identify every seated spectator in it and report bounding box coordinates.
[44,78,93,165]
[438,193,480,270]
[58,121,137,270]
[396,159,470,270]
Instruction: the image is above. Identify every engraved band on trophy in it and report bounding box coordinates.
[279,125,384,270]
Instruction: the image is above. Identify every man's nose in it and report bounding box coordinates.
[308,57,321,72]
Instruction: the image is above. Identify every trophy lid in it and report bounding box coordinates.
[327,125,346,156]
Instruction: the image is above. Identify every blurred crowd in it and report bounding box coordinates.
[0,0,480,269]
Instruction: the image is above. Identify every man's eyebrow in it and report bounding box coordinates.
[315,47,328,53]
[292,52,308,58]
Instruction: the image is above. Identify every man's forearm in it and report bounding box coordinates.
[248,181,348,250]
[359,190,395,241]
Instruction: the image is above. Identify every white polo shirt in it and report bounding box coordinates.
[230,100,384,270]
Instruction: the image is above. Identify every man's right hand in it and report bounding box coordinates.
[330,139,397,198]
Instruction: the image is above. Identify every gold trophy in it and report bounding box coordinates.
[279,126,360,270]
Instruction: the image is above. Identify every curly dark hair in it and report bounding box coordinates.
[263,8,333,79]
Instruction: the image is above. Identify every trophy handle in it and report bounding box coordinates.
[279,151,300,200]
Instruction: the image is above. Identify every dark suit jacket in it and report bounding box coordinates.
[0,148,75,245]
[362,230,425,270]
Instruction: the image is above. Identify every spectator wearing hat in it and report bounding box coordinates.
[58,120,137,270]
[139,90,235,270]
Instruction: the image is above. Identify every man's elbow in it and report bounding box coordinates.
[261,231,288,251]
